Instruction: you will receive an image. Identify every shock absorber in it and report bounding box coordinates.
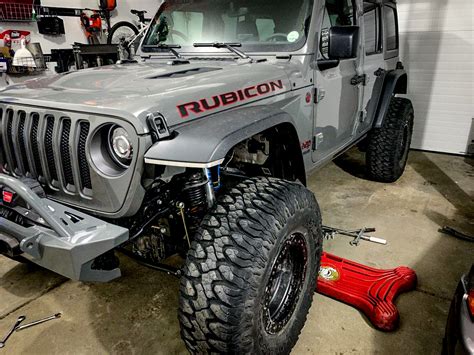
[184,172,207,214]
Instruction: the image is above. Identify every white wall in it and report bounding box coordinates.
[0,0,161,53]
[398,0,474,155]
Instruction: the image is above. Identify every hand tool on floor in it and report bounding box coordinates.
[15,313,62,332]
[0,315,26,348]
[439,226,474,243]
[322,226,387,246]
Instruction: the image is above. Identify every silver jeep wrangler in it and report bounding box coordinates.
[0,0,413,353]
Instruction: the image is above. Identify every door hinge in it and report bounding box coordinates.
[374,68,385,77]
[351,74,367,86]
[312,133,324,150]
[313,88,326,103]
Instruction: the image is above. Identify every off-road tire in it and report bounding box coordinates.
[179,177,323,354]
[366,97,414,182]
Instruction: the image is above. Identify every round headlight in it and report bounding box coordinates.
[108,125,133,168]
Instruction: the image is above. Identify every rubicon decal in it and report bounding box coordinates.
[177,80,284,118]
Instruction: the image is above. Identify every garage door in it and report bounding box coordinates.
[398,0,473,155]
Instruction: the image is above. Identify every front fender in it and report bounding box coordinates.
[144,106,298,168]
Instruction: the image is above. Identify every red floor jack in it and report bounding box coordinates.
[317,226,417,331]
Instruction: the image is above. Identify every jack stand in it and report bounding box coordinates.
[317,253,417,331]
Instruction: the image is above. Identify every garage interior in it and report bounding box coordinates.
[1,150,472,353]
[0,0,473,354]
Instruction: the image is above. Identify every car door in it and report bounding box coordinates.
[358,1,384,134]
[312,0,362,163]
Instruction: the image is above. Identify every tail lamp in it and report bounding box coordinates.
[468,289,474,318]
[467,266,474,319]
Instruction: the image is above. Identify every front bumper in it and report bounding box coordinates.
[0,174,129,282]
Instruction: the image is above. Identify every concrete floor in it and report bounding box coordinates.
[0,150,473,354]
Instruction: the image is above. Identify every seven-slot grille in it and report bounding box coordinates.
[0,107,92,194]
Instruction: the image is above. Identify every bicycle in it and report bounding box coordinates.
[107,9,150,52]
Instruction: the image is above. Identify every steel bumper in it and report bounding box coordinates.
[0,174,129,282]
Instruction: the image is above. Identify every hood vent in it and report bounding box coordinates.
[148,67,222,79]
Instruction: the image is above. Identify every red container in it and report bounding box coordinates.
[0,0,35,22]
[0,29,31,50]
[99,0,116,11]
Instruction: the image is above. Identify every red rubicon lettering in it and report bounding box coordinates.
[244,86,258,98]
[177,79,284,118]
[220,92,238,106]
[178,102,203,117]
[200,96,220,110]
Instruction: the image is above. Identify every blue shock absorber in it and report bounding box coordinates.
[214,165,221,191]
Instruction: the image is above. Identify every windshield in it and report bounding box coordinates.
[142,0,314,54]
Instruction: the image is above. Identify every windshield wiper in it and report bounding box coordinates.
[193,42,253,61]
[142,44,183,59]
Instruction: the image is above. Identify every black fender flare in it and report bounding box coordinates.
[367,68,408,129]
[144,105,302,169]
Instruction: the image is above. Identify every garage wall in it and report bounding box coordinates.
[1,1,473,155]
[397,0,474,155]
[0,0,161,53]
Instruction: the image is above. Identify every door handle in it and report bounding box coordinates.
[351,74,367,86]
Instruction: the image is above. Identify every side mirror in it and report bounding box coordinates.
[328,26,360,60]
[317,59,340,71]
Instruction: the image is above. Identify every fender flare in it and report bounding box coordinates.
[144,106,301,168]
[367,68,408,129]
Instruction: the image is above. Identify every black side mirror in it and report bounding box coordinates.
[317,59,340,71]
[328,26,360,60]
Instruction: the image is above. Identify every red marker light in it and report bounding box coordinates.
[306,92,312,104]
[2,191,13,203]
[468,289,474,318]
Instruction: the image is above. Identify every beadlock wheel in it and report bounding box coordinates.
[263,232,308,335]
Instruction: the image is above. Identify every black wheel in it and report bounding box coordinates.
[366,97,414,182]
[107,21,139,45]
[179,177,323,354]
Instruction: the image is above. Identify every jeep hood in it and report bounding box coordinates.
[0,60,294,133]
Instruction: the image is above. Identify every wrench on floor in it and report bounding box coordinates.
[0,315,26,348]
[15,313,62,332]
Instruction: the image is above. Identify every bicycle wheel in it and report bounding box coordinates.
[107,21,139,44]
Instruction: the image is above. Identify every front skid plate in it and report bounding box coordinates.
[0,174,129,282]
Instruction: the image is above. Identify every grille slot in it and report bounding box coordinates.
[44,115,58,182]
[5,109,17,174]
[30,113,43,178]
[0,108,5,172]
[60,118,74,187]
[17,111,30,175]
[78,122,92,190]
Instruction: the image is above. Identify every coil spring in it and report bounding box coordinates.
[184,172,207,213]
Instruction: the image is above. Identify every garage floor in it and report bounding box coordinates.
[1,150,473,354]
